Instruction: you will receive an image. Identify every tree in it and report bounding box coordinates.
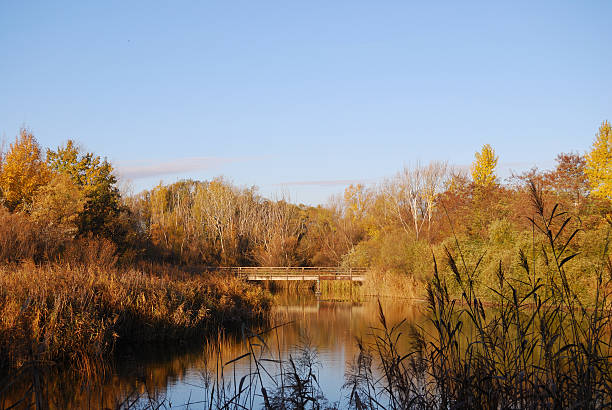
[46,140,117,189]
[46,140,122,237]
[194,179,237,262]
[344,184,371,222]
[471,144,498,187]
[585,121,612,199]
[252,199,304,267]
[544,152,588,205]
[387,162,448,241]
[0,129,51,211]
[422,161,448,237]
[30,173,86,236]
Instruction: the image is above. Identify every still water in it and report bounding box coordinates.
[3,294,426,409]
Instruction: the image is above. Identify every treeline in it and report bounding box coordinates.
[339,124,611,298]
[0,131,134,264]
[0,123,610,279]
[0,130,359,268]
[127,179,362,266]
[0,131,275,376]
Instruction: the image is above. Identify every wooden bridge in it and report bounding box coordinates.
[206,267,367,282]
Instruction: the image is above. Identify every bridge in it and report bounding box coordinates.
[206,267,367,282]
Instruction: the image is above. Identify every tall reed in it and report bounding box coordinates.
[0,263,271,388]
[346,180,612,409]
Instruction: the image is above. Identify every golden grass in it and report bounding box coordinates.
[0,262,271,373]
[361,269,427,300]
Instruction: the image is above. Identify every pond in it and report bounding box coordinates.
[2,294,426,409]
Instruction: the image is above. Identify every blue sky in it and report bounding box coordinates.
[1,1,610,204]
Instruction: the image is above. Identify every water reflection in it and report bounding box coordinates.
[1,295,425,408]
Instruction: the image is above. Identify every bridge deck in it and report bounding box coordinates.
[205,267,367,282]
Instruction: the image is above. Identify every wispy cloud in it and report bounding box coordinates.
[116,156,259,179]
[273,179,371,187]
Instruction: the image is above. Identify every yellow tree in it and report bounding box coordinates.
[585,121,612,199]
[30,174,86,236]
[344,184,371,222]
[471,144,498,187]
[0,129,51,211]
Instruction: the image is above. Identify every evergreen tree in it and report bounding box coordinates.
[46,140,122,237]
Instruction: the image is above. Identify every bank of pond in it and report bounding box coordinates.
[1,196,611,409]
[2,268,611,409]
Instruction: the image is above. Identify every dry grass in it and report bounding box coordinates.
[361,269,426,300]
[0,262,271,374]
[0,207,64,263]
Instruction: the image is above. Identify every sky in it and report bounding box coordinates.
[1,1,611,205]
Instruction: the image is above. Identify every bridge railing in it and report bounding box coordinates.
[201,266,367,278]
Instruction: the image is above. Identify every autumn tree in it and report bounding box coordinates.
[422,161,448,237]
[386,162,448,241]
[585,121,612,199]
[46,140,122,238]
[196,179,260,265]
[471,144,498,187]
[299,205,350,266]
[344,184,371,222]
[544,152,588,205]
[145,180,206,262]
[252,199,304,266]
[0,129,51,211]
[30,174,86,236]
[194,179,238,263]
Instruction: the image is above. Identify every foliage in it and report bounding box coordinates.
[133,178,312,266]
[470,143,498,188]
[344,187,612,409]
[0,129,51,211]
[30,173,86,236]
[0,124,610,297]
[46,140,123,238]
[585,120,612,199]
[0,206,65,263]
[544,152,588,203]
[1,122,612,408]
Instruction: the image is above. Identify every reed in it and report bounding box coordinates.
[0,263,271,375]
[361,269,426,300]
[345,180,612,409]
[3,181,610,409]
[152,181,611,409]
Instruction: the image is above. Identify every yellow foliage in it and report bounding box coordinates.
[46,139,117,192]
[585,121,612,199]
[30,173,86,236]
[47,139,122,237]
[344,184,370,221]
[471,144,498,187]
[0,129,51,211]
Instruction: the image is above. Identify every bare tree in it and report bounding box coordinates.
[252,195,303,266]
[422,161,448,238]
[386,161,448,241]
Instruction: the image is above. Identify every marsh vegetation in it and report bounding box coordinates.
[0,122,610,408]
